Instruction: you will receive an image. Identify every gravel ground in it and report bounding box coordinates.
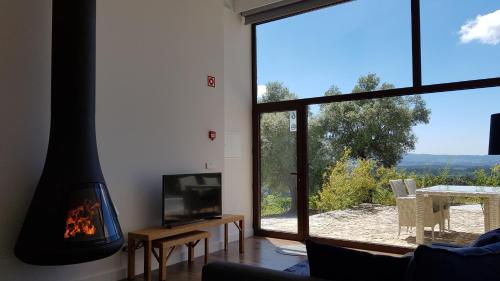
[261,204,485,248]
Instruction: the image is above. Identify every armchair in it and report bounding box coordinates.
[390,180,442,238]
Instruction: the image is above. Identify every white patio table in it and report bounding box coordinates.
[415,185,500,244]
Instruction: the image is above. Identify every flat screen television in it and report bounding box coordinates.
[162,173,222,227]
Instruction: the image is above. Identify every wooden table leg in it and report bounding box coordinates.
[128,236,136,280]
[159,246,166,281]
[188,242,194,262]
[484,199,491,232]
[204,238,209,264]
[416,193,425,245]
[239,219,244,254]
[488,197,499,231]
[224,223,228,252]
[144,240,152,281]
[438,196,444,235]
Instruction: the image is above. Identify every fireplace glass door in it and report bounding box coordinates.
[63,183,120,243]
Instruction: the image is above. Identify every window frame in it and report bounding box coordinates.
[252,0,500,254]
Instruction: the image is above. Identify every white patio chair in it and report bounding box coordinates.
[403,178,417,195]
[390,179,408,198]
[390,180,442,239]
[404,178,451,231]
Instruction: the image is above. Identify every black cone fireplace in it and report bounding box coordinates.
[15,0,123,265]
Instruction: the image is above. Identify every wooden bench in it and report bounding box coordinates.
[152,230,210,281]
[128,214,244,281]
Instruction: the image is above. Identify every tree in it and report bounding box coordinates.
[259,82,299,214]
[307,74,430,195]
[259,81,298,103]
[316,148,375,210]
[316,74,430,166]
[259,75,431,212]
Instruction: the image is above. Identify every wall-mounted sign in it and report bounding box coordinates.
[290,111,297,132]
[207,75,216,88]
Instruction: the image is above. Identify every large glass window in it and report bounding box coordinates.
[421,0,500,84]
[256,0,412,103]
[307,87,500,248]
[254,0,500,252]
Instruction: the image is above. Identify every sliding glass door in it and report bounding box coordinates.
[256,109,307,239]
[259,111,298,234]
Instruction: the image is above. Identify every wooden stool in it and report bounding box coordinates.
[152,230,210,281]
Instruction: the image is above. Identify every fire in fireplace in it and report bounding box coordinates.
[64,200,100,239]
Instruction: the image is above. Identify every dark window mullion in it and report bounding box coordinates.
[411,0,422,88]
[252,25,258,107]
[252,110,261,231]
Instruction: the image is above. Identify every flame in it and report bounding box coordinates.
[64,200,100,239]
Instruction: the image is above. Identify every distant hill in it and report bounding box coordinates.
[397,153,500,172]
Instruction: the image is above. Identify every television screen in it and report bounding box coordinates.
[162,173,222,227]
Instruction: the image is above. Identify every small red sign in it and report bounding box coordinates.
[209,130,216,141]
[207,75,216,88]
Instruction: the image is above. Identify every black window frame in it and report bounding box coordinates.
[252,0,500,254]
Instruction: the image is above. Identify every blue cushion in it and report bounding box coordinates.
[408,242,500,281]
[472,228,500,247]
[429,242,463,249]
[482,241,500,253]
[284,260,309,276]
[429,244,486,255]
[306,240,411,281]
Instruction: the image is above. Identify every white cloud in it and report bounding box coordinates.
[459,9,500,45]
[257,84,267,98]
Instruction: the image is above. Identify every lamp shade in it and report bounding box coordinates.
[489,113,500,155]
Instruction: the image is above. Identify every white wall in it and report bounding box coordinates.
[223,8,253,236]
[0,0,252,280]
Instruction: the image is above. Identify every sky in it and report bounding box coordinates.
[256,0,500,155]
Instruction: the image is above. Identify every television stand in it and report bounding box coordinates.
[205,215,223,220]
[164,219,205,228]
[127,214,244,281]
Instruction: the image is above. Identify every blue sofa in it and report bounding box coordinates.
[202,228,500,281]
[408,228,500,281]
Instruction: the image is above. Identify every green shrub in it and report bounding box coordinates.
[316,149,377,211]
[471,165,500,186]
[372,187,395,205]
[261,194,291,217]
[415,168,452,188]
[309,152,500,212]
[309,194,320,210]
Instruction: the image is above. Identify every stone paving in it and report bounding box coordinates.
[261,204,485,247]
